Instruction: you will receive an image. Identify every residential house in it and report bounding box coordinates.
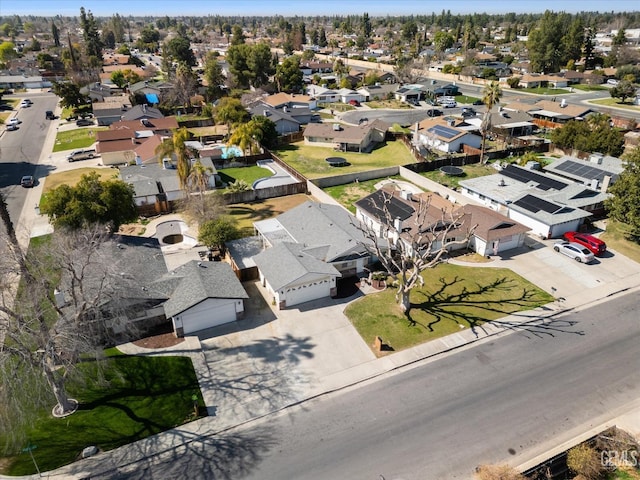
[96,116,179,166]
[129,80,175,105]
[119,162,184,213]
[248,101,304,135]
[413,117,482,154]
[394,84,426,103]
[121,104,164,121]
[518,74,569,89]
[92,96,132,126]
[544,153,623,191]
[503,99,594,129]
[263,92,317,111]
[252,201,374,308]
[462,205,531,256]
[487,110,537,139]
[459,164,609,238]
[303,119,388,152]
[161,261,248,336]
[357,83,398,102]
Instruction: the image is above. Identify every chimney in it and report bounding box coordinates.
[589,152,604,164]
[400,190,412,201]
[601,175,612,192]
[394,217,403,232]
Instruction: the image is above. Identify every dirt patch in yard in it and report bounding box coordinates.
[118,223,146,236]
[132,333,184,349]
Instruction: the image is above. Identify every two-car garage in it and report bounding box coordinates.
[173,298,243,335]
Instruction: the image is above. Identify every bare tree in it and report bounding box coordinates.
[356,191,476,314]
[474,464,525,480]
[1,195,151,446]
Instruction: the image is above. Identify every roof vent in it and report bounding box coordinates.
[333,123,342,131]
[560,99,567,108]
[499,178,506,187]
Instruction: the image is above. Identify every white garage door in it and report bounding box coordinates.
[286,282,330,307]
[182,301,236,334]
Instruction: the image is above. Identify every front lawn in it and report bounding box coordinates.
[272,140,415,179]
[0,352,204,475]
[519,87,571,95]
[226,193,311,237]
[366,99,412,109]
[600,219,640,264]
[588,97,640,112]
[53,127,107,152]
[455,94,481,105]
[419,162,497,190]
[346,263,554,354]
[571,84,607,92]
[218,165,274,188]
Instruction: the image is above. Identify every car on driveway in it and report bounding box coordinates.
[348,99,361,107]
[563,231,607,256]
[553,241,595,263]
[76,118,94,126]
[20,175,35,187]
[67,148,97,162]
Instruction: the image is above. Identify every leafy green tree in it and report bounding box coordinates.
[566,444,603,480]
[41,172,137,232]
[52,82,88,109]
[231,25,246,46]
[613,28,627,46]
[318,28,328,48]
[610,80,637,103]
[226,43,252,88]
[155,128,193,189]
[0,41,17,63]
[228,121,263,155]
[80,7,102,61]
[198,216,240,253]
[248,43,275,88]
[215,97,249,130]
[110,69,142,89]
[433,31,454,52]
[136,25,160,52]
[527,11,572,72]
[550,114,623,156]
[275,55,303,93]
[163,35,196,68]
[250,115,278,149]
[203,52,226,101]
[605,148,640,241]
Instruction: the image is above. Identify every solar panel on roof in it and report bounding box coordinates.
[428,125,459,139]
[554,160,608,182]
[513,194,561,214]
[500,165,567,191]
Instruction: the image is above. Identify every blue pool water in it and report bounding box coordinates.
[218,146,243,159]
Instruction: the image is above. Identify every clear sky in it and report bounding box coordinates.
[1,0,638,17]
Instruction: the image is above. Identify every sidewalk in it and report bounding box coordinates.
[5,251,638,480]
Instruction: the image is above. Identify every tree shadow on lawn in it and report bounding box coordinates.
[406,275,584,339]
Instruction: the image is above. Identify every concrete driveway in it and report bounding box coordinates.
[194,279,377,430]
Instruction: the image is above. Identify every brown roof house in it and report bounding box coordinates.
[303,119,389,153]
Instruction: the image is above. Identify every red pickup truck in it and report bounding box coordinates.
[562,231,607,256]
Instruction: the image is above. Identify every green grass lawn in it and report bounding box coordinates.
[346,263,554,353]
[455,94,481,104]
[227,194,310,237]
[323,175,409,213]
[1,352,204,475]
[571,84,607,92]
[53,127,108,153]
[272,140,415,179]
[366,99,412,109]
[588,97,640,112]
[218,165,274,188]
[600,220,640,264]
[419,162,497,190]
[519,86,571,95]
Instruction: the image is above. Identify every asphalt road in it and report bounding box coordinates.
[121,292,640,480]
[0,92,58,225]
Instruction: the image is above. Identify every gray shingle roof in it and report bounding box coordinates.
[274,201,371,262]
[162,260,248,318]
[252,242,341,291]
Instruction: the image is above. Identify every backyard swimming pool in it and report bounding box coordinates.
[214,145,243,159]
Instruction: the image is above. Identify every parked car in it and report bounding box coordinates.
[65,114,78,121]
[76,118,94,126]
[461,108,476,118]
[45,110,55,120]
[562,231,607,256]
[5,123,18,131]
[19,100,31,108]
[20,175,35,187]
[553,241,595,263]
[67,149,97,162]
[0,104,13,111]
[348,99,361,107]
[7,117,21,126]
[472,99,484,105]
[426,109,443,117]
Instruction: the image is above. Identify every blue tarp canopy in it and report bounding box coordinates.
[145,93,159,104]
